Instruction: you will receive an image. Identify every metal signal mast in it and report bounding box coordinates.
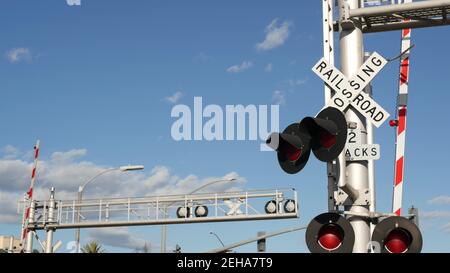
[266,0,450,253]
[313,0,450,253]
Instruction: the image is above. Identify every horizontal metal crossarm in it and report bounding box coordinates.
[29,213,298,230]
[20,188,299,230]
[338,0,450,33]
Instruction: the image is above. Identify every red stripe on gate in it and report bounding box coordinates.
[27,188,33,199]
[400,58,409,85]
[398,108,407,135]
[402,28,410,37]
[35,148,39,159]
[31,168,36,179]
[395,157,404,186]
[394,208,401,216]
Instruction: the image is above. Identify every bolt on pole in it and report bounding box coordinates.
[338,0,371,252]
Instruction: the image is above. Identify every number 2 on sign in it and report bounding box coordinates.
[347,129,361,145]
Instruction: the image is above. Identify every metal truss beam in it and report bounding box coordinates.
[20,188,299,231]
[335,0,450,33]
[29,213,298,230]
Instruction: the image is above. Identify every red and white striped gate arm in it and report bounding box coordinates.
[392,0,412,216]
[21,140,40,242]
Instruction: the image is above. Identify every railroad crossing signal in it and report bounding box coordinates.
[312,52,390,128]
[371,216,422,253]
[266,107,347,174]
[305,212,355,253]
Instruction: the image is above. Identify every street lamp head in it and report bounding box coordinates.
[119,165,145,172]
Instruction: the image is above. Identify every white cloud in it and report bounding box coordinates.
[0,159,32,192]
[66,0,81,6]
[421,210,450,219]
[2,145,21,159]
[443,223,450,233]
[256,19,291,51]
[429,196,450,205]
[194,52,211,63]
[226,61,253,73]
[420,209,450,234]
[265,63,273,72]
[288,79,307,87]
[272,90,285,105]
[5,48,32,63]
[143,166,172,190]
[0,146,246,224]
[51,149,87,163]
[165,91,183,104]
[88,227,148,251]
[0,191,24,223]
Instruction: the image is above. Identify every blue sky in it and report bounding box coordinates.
[0,0,449,253]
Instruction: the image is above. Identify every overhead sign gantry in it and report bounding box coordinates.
[19,187,299,252]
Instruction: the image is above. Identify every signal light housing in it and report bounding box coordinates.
[371,216,422,253]
[194,205,208,217]
[176,207,191,218]
[305,212,355,253]
[267,123,311,174]
[304,107,348,162]
[264,200,278,214]
[283,199,296,213]
[267,107,347,174]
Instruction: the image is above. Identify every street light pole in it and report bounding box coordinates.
[209,231,225,247]
[160,178,237,253]
[75,165,144,253]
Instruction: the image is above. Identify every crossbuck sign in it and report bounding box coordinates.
[312,52,390,128]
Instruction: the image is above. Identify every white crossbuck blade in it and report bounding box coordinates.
[312,52,390,128]
[224,200,243,216]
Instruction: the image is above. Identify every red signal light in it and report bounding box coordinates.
[319,131,337,149]
[372,216,422,253]
[280,142,302,162]
[385,229,411,253]
[389,119,399,127]
[318,224,344,251]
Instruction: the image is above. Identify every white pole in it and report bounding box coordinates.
[45,188,56,253]
[338,0,371,252]
[364,55,376,234]
[323,0,348,212]
[25,201,36,253]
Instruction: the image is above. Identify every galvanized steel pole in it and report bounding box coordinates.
[45,188,56,253]
[338,0,371,253]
